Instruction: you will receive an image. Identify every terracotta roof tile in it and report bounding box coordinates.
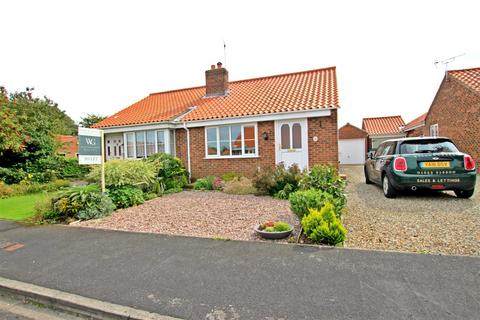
[449,67,480,93]
[404,113,427,131]
[362,116,405,135]
[94,67,339,128]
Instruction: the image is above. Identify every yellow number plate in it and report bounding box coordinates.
[422,161,450,168]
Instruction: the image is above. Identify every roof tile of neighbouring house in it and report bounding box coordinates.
[93,67,339,128]
[362,116,405,135]
[449,67,480,93]
[404,113,427,131]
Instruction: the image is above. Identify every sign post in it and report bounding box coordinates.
[78,127,105,193]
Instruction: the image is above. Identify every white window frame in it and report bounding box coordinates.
[430,124,439,137]
[204,123,258,159]
[123,129,172,159]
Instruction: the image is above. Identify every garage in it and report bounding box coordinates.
[339,138,365,164]
[338,123,368,165]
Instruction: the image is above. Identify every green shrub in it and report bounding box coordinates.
[0,182,14,198]
[32,195,54,223]
[264,227,275,232]
[143,192,158,201]
[289,189,343,219]
[12,181,44,194]
[223,177,257,195]
[146,153,188,192]
[273,221,292,232]
[193,176,215,190]
[50,184,115,221]
[299,165,346,211]
[162,187,183,195]
[88,160,156,189]
[60,158,90,178]
[108,185,145,209]
[75,193,116,220]
[301,202,346,245]
[43,179,71,192]
[254,164,302,199]
[0,167,26,184]
[222,172,241,182]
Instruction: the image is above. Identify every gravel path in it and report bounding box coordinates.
[76,191,300,241]
[341,165,480,256]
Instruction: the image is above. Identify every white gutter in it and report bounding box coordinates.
[182,122,191,182]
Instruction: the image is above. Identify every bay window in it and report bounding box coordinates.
[124,129,173,159]
[205,123,258,158]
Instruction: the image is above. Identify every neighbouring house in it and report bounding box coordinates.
[362,116,405,152]
[93,63,340,178]
[403,113,427,137]
[56,135,78,158]
[424,67,480,163]
[338,123,368,165]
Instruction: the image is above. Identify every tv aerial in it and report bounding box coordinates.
[434,53,465,78]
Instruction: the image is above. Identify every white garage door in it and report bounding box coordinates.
[339,138,365,165]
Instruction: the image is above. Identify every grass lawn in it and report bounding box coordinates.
[0,193,51,221]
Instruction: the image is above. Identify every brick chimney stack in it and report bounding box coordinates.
[205,62,229,96]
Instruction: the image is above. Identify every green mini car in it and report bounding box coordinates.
[364,137,476,198]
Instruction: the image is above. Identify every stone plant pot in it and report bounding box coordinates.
[254,225,293,240]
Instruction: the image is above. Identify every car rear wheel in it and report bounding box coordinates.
[454,189,474,199]
[365,167,372,184]
[382,174,397,198]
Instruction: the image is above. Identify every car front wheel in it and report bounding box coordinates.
[382,174,397,198]
[454,189,474,199]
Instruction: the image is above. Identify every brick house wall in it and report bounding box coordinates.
[176,111,339,179]
[176,121,275,179]
[56,135,78,158]
[308,110,339,168]
[338,123,367,140]
[425,77,480,164]
[405,127,425,137]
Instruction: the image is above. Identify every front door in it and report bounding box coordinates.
[275,119,308,170]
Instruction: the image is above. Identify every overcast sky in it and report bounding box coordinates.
[2,0,479,128]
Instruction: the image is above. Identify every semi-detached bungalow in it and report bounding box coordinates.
[93,63,340,178]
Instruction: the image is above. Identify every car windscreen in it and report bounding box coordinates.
[399,140,459,154]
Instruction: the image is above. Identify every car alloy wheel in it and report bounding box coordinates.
[383,176,389,194]
[382,175,397,198]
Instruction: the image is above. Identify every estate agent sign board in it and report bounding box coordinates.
[78,127,102,165]
[78,127,105,192]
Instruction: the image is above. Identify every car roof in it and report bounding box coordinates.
[381,136,452,143]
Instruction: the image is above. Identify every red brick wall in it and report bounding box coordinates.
[339,123,367,139]
[175,121,275,179]
[405,126,425,137]
[56,135,78,158]
[308,110,339,168]
[425,77,480,164]
[175,113,339,179]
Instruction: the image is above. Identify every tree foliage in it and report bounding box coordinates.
[79,113,106,128]
[0,86,77,169]
[0,87,25,153]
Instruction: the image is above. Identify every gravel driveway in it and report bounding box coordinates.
[76,191,300,241]
[341,165,480,256]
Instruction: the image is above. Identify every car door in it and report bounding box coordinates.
[373,143,394,182]
[367,144,384,183]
